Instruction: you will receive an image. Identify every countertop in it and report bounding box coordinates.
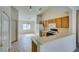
[32,28,74,45]
[32,33,74,45]
[38,33,73,44]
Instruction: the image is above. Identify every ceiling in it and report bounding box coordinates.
[14,6,49,15]
[14,6,79,16]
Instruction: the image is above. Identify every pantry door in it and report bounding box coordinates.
[0,11,10,52]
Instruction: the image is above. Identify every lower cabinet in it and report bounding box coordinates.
[40,32,46,37]
[32,40,37,52]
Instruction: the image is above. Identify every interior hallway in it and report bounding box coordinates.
[10,34,32,52]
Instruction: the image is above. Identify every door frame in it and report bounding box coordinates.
[0,10,10,51]
[11,20,18,43]
[76,10,79,47]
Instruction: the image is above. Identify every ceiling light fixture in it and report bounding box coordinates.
[29,6,32,9]
[39,8,42,11]
[29,6,32,11]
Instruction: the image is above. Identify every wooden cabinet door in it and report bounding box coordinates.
[49,19,55,23]
[32,40,37,52]
[62,16,69,28]
[44,20,48,27]
[48,19,51,24]
[48,19,55,24]
[42,32,45,37]
[55,18,62,28]
[52,19,55,23]
[40,32,45,37]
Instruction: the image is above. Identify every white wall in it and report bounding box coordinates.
[18,12,37,34]
[42,6,70,20]
[19,11,37,21]
[40,34,76,52]
[0,6,11,51]
[71,9,77,34]
[10,20,17,42]
[10,7,18,42]
[18,21,35,34]
[0,6,11,17]
[68,10,72,34]
[11,7,18,21]
[0,6,18,50]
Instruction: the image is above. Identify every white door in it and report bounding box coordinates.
[0,11,10,52]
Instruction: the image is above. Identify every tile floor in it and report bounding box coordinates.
[10,34,32,52]
[10,34,79,52]
[10,42,20,52]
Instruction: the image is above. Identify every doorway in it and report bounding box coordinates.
[0,10,10,52]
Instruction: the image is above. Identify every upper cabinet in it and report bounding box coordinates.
[44,20,48,27]
[62,16,69,28]
[55,16,69,28]
[48,19,55,24]
[39,16,69,28]
[55,17,62,28]
[48,19,52,24]
[52,19,56,23]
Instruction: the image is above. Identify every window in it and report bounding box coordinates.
[23,24,31,30]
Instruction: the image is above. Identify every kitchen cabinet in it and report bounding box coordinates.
[40,31,46,37]
[32,40,37,52]
[62,16,69,28]
[40,16,69,28]
[55,17,62,28]
[50,19,55,23]
[44,20,48,27]
[48,19,52,23]
[48,19,55,24]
